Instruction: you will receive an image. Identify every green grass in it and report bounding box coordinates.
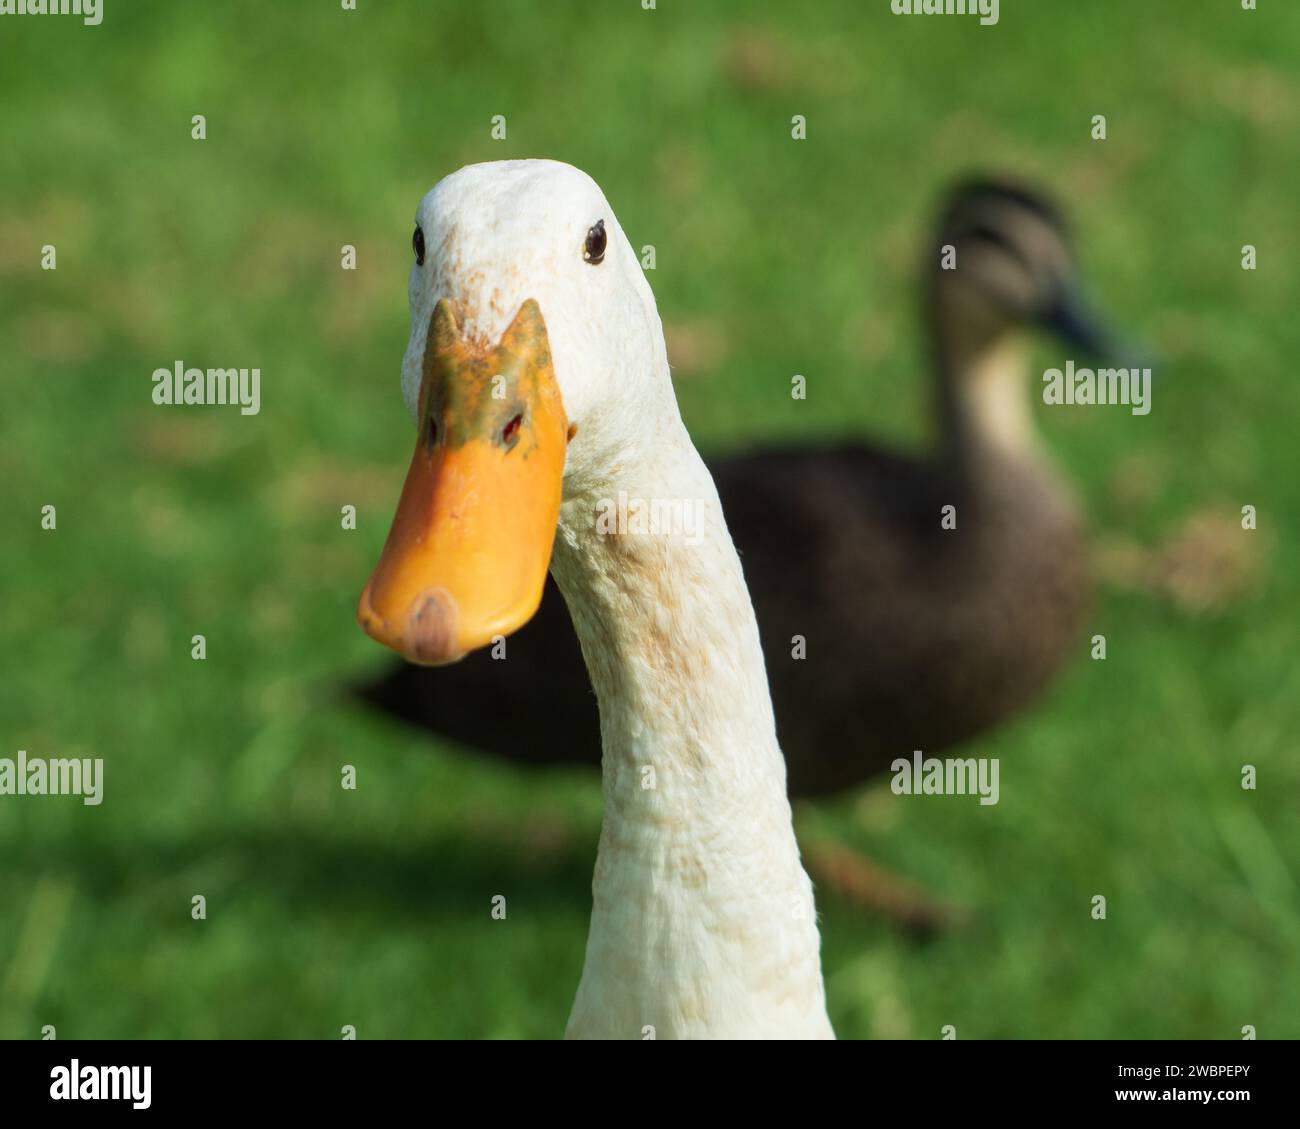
[2,0,1297,1039]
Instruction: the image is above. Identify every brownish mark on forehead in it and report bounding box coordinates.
[418,298,561,454]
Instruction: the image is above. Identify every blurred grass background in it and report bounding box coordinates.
[1,0,1297,1038]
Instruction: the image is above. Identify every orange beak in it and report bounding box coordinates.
[357,298,569,665]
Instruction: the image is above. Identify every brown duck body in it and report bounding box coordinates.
[717,440,1088,795]
[356,436,1089,798]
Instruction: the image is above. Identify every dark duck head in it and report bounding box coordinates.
[926,180,1142,465]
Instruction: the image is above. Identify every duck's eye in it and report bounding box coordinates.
[583,219,606,265]
[413,225,425,266]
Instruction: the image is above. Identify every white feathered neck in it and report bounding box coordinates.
[551,408,833,1040]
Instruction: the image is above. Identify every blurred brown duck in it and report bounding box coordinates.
[354,181,1134,899]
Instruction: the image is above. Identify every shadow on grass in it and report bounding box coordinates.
[6,825,602,926]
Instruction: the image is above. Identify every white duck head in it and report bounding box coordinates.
[359,159,678,665]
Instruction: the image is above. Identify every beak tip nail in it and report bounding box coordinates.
[406,588,462,666]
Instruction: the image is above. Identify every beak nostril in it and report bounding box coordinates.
[502,414,523,447]
[426,417,438,448]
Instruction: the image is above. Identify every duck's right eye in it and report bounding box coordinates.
[413,225,426,266]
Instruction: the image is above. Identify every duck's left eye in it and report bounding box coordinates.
[413,225,426,266]
[583,219,606,265]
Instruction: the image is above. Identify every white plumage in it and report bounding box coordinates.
[404,160,833,1039]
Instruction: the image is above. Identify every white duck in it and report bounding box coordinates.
[357,159,833,1039]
